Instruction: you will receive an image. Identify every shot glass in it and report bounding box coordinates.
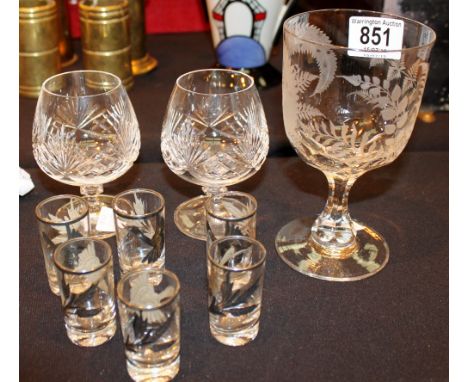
[54,237,117,347]
[117,268,181,381]
[35,194,89,295]
[207,236,266,346]
[112,189,165,274]
[205,191,257,252]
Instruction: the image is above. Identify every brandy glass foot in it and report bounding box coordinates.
[174,195,209,240]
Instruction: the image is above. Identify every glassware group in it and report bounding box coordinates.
[35,187,265,380]
[37,191,180,380]
[29,7,437,381]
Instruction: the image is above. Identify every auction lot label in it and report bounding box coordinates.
[348,16,404,59]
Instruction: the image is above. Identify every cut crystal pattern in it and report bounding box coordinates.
[33,84,140,187]
[161,96,268,188]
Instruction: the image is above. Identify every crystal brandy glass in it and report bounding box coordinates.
[33,70,141,238]
[161,69,269,240]
[276,10,436,281]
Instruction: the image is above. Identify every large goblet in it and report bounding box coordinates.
[161,69,269,240]
[32,70,141,238]
[276,10,436,281]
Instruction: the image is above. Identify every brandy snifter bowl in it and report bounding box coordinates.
[161,69,269,240]
[276,9,436,281]
[32,70,141,238]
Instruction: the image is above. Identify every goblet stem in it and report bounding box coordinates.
[311,175,357,258]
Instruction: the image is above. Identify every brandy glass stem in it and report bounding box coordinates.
[80,184,114,238]
[202,186,228,197]
[80,184,104,199]
[172,186,228,241]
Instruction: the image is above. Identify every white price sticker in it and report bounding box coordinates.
[95,206,116,232]
[348,16,404,59]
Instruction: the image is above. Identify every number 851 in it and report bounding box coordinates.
[360,26,390,46]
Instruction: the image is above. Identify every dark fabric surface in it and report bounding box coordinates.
[19,154,448,381]
[19,32,448,381]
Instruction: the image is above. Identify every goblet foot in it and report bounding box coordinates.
[83,194,116,239]
[275,217,389,281]
[174,195,208,241]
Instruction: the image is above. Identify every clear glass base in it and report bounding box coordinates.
[127,355,180,382]
[210,322,259,347]
[275,217,389,281]
[83,194,116,239]
[174,195,208,241]
[65,319,116,347]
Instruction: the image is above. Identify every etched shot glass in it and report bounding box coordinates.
[54,237,117,347]
[207,236,266,346]
[117,268,181,382]
[112,189,165,274]
[205,191,257,252]
[35,194,89,295]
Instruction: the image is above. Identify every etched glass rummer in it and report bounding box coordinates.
[32,70,141,238]
[276,10,436,281]
[161,69,269,240]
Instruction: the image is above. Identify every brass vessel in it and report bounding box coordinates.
[19,0,61,98]
[56,0,78,67]
[79,0,133,89]
[128,0,157,75]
